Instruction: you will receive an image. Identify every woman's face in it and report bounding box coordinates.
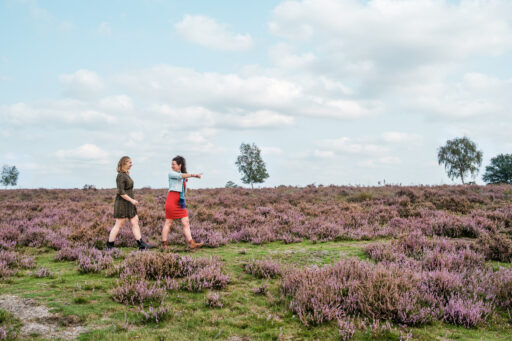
[171,160,181,172]
[125,159,133,171]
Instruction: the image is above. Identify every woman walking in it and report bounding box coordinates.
[161,156,203,250]
[106,156,151,250]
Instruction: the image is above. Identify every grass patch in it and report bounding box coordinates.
[0,241,510,340]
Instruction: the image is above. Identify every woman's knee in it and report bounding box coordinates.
[130,216,139,225]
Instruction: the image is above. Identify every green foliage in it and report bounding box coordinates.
[225,180,240,188]
[483,154,512,184]
[437,137,483,184]
[1,165,19,188]
[235,142,269,188]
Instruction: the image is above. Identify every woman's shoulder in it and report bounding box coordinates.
[117,172,128,179]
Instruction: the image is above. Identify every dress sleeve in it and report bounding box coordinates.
[116,173,126,195]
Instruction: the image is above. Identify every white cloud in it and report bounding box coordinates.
[1,100,116,128]
[59,69,105,98]
[175,15,253,51]
[381,131,422,144]
[56,144,109,163]
[99,95,134,112]
[313,149,335,158]
[116,64,376,120]
[220,110,294,129]
[269,43,316,69]
[270,0,512,59]
[317,137,388,154]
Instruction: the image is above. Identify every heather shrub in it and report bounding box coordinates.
[0,226,19,250]
[55,245,87,261]
[337,317,356,341]
[119,252,224,281]
[253,283,268,296]
[443,295,491,327]
[111,278,166,305]
[481,267,512,309]
[138,304,172,324]
[182,265,230,292]
[205,292,223,308]
[32,267,54,278]
[243,259,282,279]
[475,232,512,262]
[77,249,113,273]
[0,250,35,278]
[282,259,437,327]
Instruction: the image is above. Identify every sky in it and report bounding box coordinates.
[1,0,511,189]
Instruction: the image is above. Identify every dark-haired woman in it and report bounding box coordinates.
[106,156,151,250]
[161,156,203,250]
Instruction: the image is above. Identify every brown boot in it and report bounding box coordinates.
[161,240,168,250]
[188,239,203,250]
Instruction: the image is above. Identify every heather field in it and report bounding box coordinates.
[1,185,512,340]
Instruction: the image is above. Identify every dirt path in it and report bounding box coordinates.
[0,295,88,340]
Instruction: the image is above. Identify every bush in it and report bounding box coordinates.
[182,265,230,292]
[243,259,282,279]
[111,278,166,305]
[205,293,223,308]
[77,249,113,273]
[138,304,172,324]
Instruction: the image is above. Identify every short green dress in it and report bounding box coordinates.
[113,172,137,219]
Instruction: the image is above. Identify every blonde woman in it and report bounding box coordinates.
[161,155,203,250]
[106,156,151,250]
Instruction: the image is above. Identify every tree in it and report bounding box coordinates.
[235,143,269,189]
[482,154,512,184]
[437,137,482,184]
[1,165,19,188]
[225,181,240,188]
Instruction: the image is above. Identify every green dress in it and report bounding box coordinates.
[113,172,137,219]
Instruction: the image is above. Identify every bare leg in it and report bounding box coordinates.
[129,215,142,241]
[108,218,126,242]
[161,219,173,242]
[181,216,192,242]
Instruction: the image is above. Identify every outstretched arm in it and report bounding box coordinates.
[181,173,202,179]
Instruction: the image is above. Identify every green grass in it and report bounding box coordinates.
[0,241,511,340]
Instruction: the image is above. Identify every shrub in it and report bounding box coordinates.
[138,304,172,324]
[205,292,223,308]
[182,265,230,292]
[32,267,54,278]
[243,259,282,279]
[475,232,512,262]
[77,249,113,273]
[111,278,166,305]
[443,295,491,328]
[337,317,356,341]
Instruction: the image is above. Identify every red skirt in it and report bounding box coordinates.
[165,191,188,219]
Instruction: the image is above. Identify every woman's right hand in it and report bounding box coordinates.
[132,199,139,206]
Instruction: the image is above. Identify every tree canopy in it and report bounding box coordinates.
[482,154,512,184]
[437,137,482,184]
[1,165,19,188]
[235,143,269,189]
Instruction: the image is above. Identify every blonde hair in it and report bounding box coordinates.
[117,156,131,173]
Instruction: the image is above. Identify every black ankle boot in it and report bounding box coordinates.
[136,238,152,250]
[106,240,115,250]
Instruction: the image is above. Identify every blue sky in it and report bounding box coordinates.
[1,0,512,189]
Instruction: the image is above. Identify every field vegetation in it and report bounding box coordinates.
[1,184,512,340]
